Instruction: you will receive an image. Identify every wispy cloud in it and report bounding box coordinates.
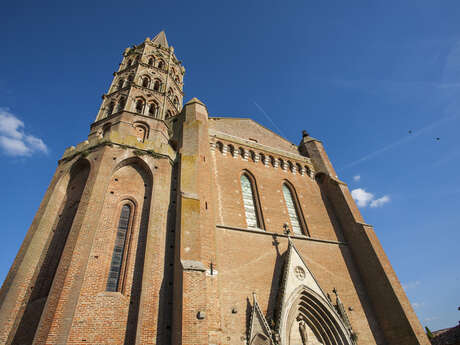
[351,188,390,208]
[253,101,287,138]
[0,108,48,156]
[370,195,390,208]
[353,175,361,181]
[412,302,425,309]
[402,280,421,291]
[424,316,439,322]
[340,113,456,170]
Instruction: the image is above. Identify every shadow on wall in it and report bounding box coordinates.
[123,162,153,345]
[154,162,178,345]
[12,159,91,345]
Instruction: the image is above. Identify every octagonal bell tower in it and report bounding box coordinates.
[0,31,182,345]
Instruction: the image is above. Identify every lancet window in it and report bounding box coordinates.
[141,76,150,88]
[153,79,161,91]
[117,97,126,112]
[240,173,263,229]
[148,102,159,116]
[135,99,145,114]
[106,101,115,116]
[282,183,303,235]
[106,204,132,292]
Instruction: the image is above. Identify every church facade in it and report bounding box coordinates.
[0,32,429,345]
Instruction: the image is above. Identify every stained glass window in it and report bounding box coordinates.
[107,204,131,292]
[240,174,259,228]
[282,184,302,235]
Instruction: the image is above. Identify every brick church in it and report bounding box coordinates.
[0,32,430,345]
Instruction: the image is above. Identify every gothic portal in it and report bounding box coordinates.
[0,31,430,345]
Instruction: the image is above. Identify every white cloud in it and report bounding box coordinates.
[351,188,374,207]
[370,195,390,208]
[353,175,361,181]
[0,108,48,156]
[402,280,421,291]
[351,188,390,208]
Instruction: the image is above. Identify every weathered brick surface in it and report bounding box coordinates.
[0,34,430,345]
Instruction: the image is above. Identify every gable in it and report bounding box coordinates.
[209,117,300,155]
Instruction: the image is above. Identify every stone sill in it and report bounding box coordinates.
[216,224,346,246]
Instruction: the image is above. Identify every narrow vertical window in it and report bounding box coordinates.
[154,80,161,91]
[107,204,131,292]
[240,174,262,229]
[282,184,303,235]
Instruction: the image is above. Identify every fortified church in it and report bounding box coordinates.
[0,32,429,345]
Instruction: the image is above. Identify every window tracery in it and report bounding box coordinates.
[240,173,263,229]
[107,204,132,292]
[282,183,303,235]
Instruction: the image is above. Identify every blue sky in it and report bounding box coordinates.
[1,0,459,331]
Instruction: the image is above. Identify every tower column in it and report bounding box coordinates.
[173,98,221,345]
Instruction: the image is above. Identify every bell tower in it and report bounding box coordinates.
[0,31,181,345]
[96,31,184,122]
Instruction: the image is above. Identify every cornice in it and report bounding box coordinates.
[91,110,170,129]
[209,129,312,165]
[59,141,174,166]
[138,62,168,75]
[130,84,165,98]
[104,87,130,98]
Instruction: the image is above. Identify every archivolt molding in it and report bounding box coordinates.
[275,241,355,345]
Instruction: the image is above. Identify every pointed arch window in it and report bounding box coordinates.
[117,97,126,112]
[135,99,145,113]
[107,204,132,292]
[106,101,115,116]
[282,183,304,235]
[142,76,150,88]
[158,60,165,69]
[117,79,124,89]
[240,173,264,229]
[148,57,154,66]
[148,102,159,116]
[153,79,161,91]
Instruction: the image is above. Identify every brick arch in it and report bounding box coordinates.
[93,156,153,344]
[133,121,149,142]
[112,156,153,181]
